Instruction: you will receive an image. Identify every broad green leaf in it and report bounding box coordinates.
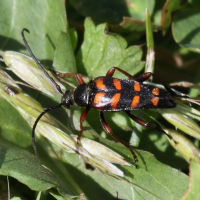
[0,138,79,199]
[188,0,200,8]
[161,0,181,35]
[0,0,67,65]
[126,0,155,22]
[59,136,188,200]
[0,133,189,199]
[109,17,146,42]
[181,161,200,200]
[53,31,77,73]
[109,16,160,44]
[0,99,31,148]
[76,18,144,78]
[152,0,167,26]
[172,8,200,53]
[69,0,155,25]
[69,1,155,43]
[68,28,78,51]
[139,129,188,169]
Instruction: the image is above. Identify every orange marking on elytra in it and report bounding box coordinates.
[134,82,141,91]
[111,93,121,110]
[95,78,106,89]
[152,88,159,96]
[151,97,159,106]
[113,79,122,90]
[131,96,140,108]
[93,93,106,104]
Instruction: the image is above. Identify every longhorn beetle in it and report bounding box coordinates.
[21,28,185,167]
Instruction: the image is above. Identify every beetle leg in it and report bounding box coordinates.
[55,71,85,85]
[106,67,136,80]
[99,111,138,168]
[77,107,90,144]
[125,111,151,127]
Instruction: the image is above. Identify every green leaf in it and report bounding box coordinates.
[126,0,155,22]
[69,0,155,43]
[188,0,200,8]
[152,1,166,26]
[76,18,144,78]
[53,31,77,73]
[139,129,188,169]
[161,0,181,35]
[68,28,78,51]
[109,17,147,43]
[0,99,31,148]
[181,161,200,199]
[172,8,200,52]
[0,138,78,199]
[59,137,188,200]
[0,0,67,65]
[69,0,155,25]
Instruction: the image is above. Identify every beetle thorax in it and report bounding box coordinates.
[74,83,90,107]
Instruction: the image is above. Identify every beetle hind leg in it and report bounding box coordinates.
[135,72,179,97]
[125,111,151,127]
[99,111,138,168]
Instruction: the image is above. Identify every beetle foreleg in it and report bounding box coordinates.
[99,111,138,168]
[55,72,85,85]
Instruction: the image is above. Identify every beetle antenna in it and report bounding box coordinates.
[32,102,64,157]
[21,28,64,95]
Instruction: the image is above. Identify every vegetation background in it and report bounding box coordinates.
[0,0,200,199]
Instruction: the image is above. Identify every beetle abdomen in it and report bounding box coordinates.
[90,77,176,111]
